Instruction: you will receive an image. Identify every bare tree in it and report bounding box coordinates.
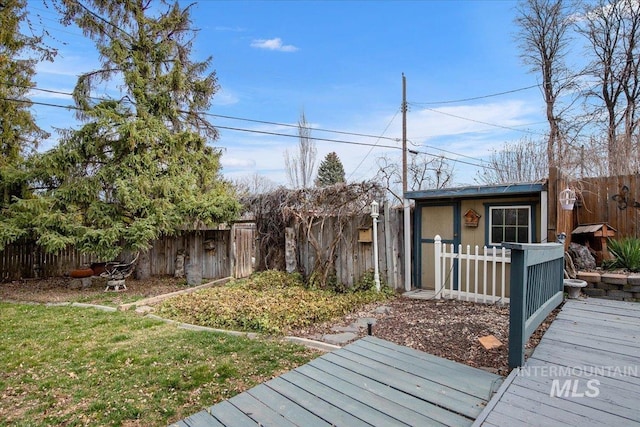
[233,172,278,197]
[515,0,577,169]
[577,0,640,175]
[376,153,453,203]
[284,111,316,188]
[476,138,549,184]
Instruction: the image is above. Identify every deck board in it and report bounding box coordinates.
[307,357,469,427]
[245,384,330,427]
[474,298,640,426]
[173,336,502,426]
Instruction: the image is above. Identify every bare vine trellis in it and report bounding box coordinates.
[243,182,385,289]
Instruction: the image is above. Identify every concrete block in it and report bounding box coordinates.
[576,271,601,284]
[626,274,640,286]
[582,288,606,297]
[606,289,634,299]
[601,273,628,285]
[595,282,623,290]
[622,285,640,292]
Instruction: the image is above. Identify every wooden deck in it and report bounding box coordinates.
[474,297,640,426]
[173,336,503,426]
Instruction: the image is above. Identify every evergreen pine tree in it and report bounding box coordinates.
[316,152,346,186]
[0,0,52,208]
[0,1,239,258]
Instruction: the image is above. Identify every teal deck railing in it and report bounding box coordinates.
[503,242,565,369]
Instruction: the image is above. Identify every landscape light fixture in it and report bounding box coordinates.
[370,200,381,292]
[559,188,576,211]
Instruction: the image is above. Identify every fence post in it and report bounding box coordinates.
[434,235,442,299]
[505,242,564,369]
[507,244,528,369]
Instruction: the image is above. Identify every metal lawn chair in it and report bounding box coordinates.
[101,252,139,291]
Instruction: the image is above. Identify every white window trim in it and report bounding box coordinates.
[488,205,532,246]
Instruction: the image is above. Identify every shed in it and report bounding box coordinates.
[571,223,616,264]
[405,182,548,294]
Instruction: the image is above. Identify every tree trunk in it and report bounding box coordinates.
[135,249,151,280]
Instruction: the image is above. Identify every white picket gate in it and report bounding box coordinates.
[433,235,511,304]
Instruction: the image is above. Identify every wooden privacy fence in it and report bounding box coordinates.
[433,235,511,303]
[0,223,255,281]
[0,242,99,280]
[294,205,405,290]
[505,242,564,369]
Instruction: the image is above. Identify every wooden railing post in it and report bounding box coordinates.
[507,244,528,369]
[504,242,564,369]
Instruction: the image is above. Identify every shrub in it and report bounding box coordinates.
[307,270,347,293]
[157,271,392,335]
[353,269,388,292]
[604,237,640,272]
[232,270,304,291]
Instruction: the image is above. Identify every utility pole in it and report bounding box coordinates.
[402,74,407,195]
[402,74,411,292]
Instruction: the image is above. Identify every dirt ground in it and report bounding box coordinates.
[0,277,559,376]
[0,276,188,305]
[289,297,559,376]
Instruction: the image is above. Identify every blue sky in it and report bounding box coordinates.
[27,0,548,186]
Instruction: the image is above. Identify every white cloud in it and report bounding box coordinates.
[215,99,543,187]
[250,38,298,52]
[408,101,540,139]
[213,89,239,106]
[221,157,256,168]
[214,26,246,32]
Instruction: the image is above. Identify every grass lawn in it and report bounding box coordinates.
[0,302,319,426]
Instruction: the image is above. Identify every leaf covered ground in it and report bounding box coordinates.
[1,272,558,382]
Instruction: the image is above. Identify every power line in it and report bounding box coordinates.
[1,95,402,149]
[410,84,540,105]
[203,112,401,142]
[408,139,491,165]
[214,124,401,150]
[2,96,503,171]
[412,104,548,136]
[348,108,400,180]
[10,81,547,140]
[1,88,504,172]
[12,83,404,142]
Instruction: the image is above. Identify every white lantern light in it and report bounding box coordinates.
[370,200,380,291]
[559,188,576,210]
[370,200,379,219]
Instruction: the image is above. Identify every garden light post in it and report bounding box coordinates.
[370,200,381,292]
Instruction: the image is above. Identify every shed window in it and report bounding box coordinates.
[489,206,531,245]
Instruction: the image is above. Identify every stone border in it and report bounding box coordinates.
[42,298,339,353]
[576,271,640,301]
[117,277,232,311]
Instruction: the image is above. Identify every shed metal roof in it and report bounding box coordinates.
[405,182,546,201]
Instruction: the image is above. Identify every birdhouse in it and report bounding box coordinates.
[464,209,481,227]
[358,227,373,243]
[571,223,617,264]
